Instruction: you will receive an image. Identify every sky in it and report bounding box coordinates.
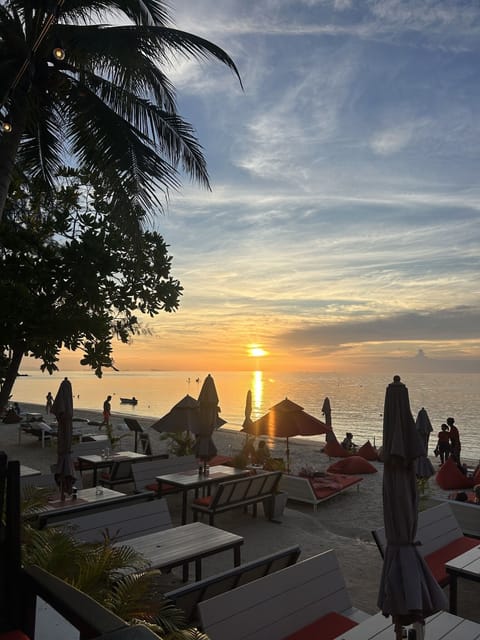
[61,0,480,374]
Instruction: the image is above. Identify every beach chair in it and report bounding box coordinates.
[198,549,369,640]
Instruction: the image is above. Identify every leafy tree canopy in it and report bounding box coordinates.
[0,169,182,408]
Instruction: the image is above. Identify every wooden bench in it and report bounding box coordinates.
[165,545,301,627]
[132,454,197,495]
[191,471,283,526]
[50,497,173,542]
[372,502,479,587]
[198,549,370,640]
[278,473,362,511]
[429,496,480,538]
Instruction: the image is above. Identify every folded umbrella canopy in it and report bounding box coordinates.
[243,397,331,472]
[194,374,223,471]
[415,407,435,479]
[52,377,76,501]
[377,376,447,640]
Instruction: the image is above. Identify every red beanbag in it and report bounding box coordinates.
[327,456,377,475]
[436,457,474,490]
[357,440,379,461]
[323,440,350,458]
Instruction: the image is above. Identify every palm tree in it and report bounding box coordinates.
[0,0,242,221]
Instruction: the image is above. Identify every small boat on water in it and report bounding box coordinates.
[120,397,138,405]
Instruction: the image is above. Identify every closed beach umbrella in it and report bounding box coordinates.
[321,396,332,428]
[244,397,331,472]
[415,407,435,479]
[52,377,76,501]
[242,390,253,430]
[377,376,447,639]
[194,374,222,470]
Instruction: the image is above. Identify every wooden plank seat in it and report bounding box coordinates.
[191,471,283,526]
[165,545,301,627]
[372,502,479,587]
[132,454,196,495]
[198,549,369,640]
[278,473,362,511]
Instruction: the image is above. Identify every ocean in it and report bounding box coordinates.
[11,370,480,461]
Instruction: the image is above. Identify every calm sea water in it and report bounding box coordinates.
[12,370,480,461]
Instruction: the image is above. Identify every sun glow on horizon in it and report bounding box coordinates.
[248,345,268,358]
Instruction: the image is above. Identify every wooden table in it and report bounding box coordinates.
[336,611,480,639]
[156,465,251,525]
[20,465,41,477]
[446,544,480,614]
[34,487,127,525]
[77,451,146,485]
[113,521,243,582]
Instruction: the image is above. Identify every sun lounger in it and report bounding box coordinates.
[198,549,369,640]
[278,473,362,511]
[372,502,479,587]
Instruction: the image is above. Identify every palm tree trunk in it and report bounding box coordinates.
[0,342,25,411]
[0,91,28,222]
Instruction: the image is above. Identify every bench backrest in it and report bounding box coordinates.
[372,502,465,558]
[52,497,172,543]
[71,440,118,459]
[198,549,353,640]
[429,497,480,538]
[21,473,83,491]
[132,455,196,492]
[211,472,282,509]
[165,545,301,625]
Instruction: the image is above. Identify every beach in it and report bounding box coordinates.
[2,402,479,628]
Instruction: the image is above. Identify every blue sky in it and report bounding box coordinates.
[77,1,480,373]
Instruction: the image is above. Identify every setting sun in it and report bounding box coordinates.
[249,345,268,358]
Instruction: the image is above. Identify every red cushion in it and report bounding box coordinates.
[473,467,480,484]
[101,471,111,480]
[193,495,213,506]
[209,455,234,467]
[327,456,377,475]
[0,632,31,640]
[356,440,379,461]
[145,482,177,494]
[282,611,357,640]
[424,536,479,586]
[323,441,350,458]
[436,457,474,490]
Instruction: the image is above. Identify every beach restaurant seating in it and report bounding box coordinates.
[278,472,362,511]
[372,502,479,587]
[165,545,301,627]
[429,496,480,539]
[132,454,196,495]
[1,452,159,640]
[198,549,369,640]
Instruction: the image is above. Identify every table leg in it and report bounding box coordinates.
[449,573,458,614]
[182,562,189,582]
[234,544,241,567]
[181,490,188,525]
[195,558,202,581]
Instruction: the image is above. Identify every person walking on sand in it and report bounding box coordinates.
[101,395,112,427]
[447,416,461,463]
[46,391,53,414]
[436,423,451,465]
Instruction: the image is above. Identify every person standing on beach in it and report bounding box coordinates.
[436,424,450,465]
[101,395,112,427]
[447,417,461,463]
[46,391,53,414]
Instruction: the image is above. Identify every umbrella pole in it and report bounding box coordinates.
[286,437,290,473]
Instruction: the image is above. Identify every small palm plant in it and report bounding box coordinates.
[160,431,195,457]
[20,495,208,638]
